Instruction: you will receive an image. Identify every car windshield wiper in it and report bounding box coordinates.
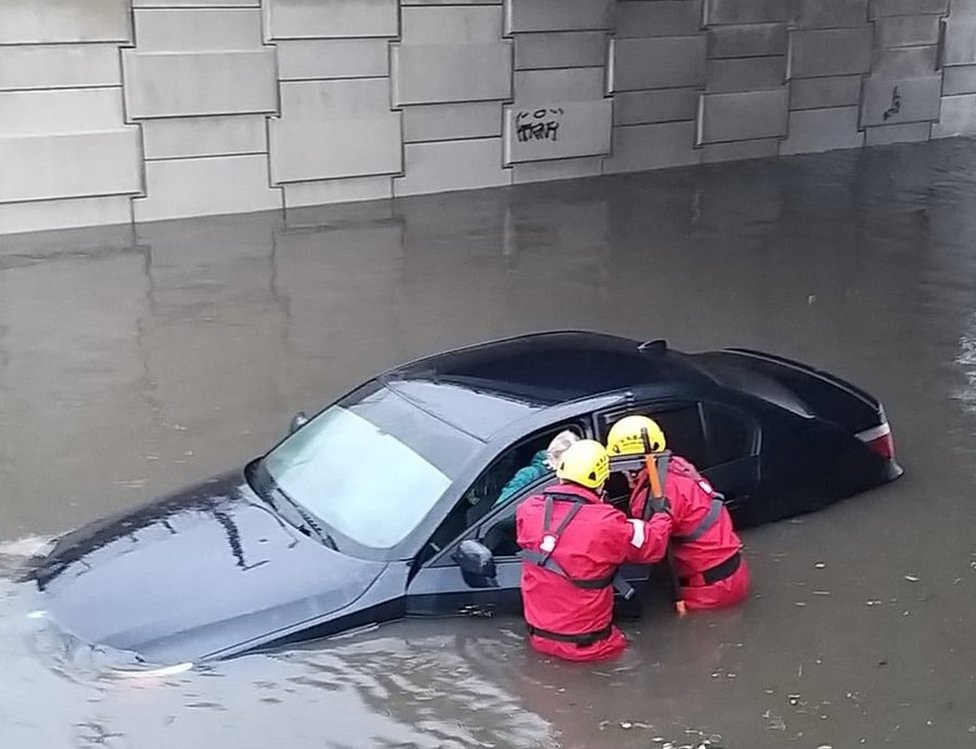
[253,461,339,551]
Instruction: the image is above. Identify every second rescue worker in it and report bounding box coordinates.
[607,415,750,611]
[516,439,673,661]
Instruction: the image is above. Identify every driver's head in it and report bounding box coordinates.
[555,440,610,493]
[545,430,580,470]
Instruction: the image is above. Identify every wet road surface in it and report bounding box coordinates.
[3,139,976,748]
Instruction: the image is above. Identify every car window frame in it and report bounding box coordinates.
[418,420,588,568]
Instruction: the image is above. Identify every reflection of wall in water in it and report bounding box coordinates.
[4,0,976,235]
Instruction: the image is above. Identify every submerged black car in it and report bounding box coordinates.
[26,331,902,666]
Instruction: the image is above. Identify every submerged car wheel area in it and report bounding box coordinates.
[24,331,902,665]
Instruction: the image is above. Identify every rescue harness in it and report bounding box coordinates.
[640,451,741,588]
[638,452,724,543]
[521,491,636,599]
[521,490,629,647]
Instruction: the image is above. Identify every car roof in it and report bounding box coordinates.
[378,331,716,440]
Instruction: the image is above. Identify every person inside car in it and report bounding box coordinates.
[516,439,673,661]
[495,430,579,506]
[606,415,750,611]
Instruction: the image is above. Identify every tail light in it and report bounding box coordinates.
[857,420,895,460]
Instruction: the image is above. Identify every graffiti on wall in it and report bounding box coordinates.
[515,108,565,143]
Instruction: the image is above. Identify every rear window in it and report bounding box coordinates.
[704,404,758,466]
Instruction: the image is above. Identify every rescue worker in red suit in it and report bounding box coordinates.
[516,439,673,662]
[606,415,750,611]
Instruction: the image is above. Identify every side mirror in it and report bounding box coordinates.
[288,411,309,434]
[451,539,499,588]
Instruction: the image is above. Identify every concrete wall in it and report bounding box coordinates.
[2,0,976,234]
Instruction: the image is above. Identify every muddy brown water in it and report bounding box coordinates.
[3,140,976,748]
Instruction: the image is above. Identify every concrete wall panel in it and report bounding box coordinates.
[789,27,873,78]
[872,46,939,77]
[403,102,502,143]
[394,138,511,196]
[0,89,126,135]
[701,137,779,163]
[876,15,942,48]
[611,36,707,91]
[861,76,943,126]
[797,0,868,28]
[392,44,512,105]
[270,79,402,183]
[0,45,121,91]
[283,177,393,209]
[944,65,976,94]
[603,122,700,172]
[781,106,865,154]
[949,0,976,18]
[945,21,976,65]
[790,75,863,109]
[707,56,786,92]
[514,68,606,102]
[864,121,932,144]
[933,94,976,136]
[504,100,612,163]
[403,5,501,42]
[143,115,267,159]
[708,23,788,58]
[869,0,948,17]
[0,196,131,236]
[614,88,701,124]
[133,8,263,51]
[123,50,278,118]
[615,1,704,38]
[513,157,603,184]
[276,39,389,81]
[505,0,613,33]
[705,0,796,26]
[0,0,131,44]
[699,88,789,143]
[267,0,398,39]
[514,32,609,70]
[135,0,259,5]
[133,155,281,221]
[0,130,142,203]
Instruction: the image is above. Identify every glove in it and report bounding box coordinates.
[647,496,671,515]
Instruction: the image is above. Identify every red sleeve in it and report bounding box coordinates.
[593,508,672,566]
[624,513,673,564]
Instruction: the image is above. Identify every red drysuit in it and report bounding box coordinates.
[630,454,750,611]
[516,482,672,661]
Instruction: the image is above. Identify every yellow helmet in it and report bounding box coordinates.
[607,415,667,456]
[556,439,610,489]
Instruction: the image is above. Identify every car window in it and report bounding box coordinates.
[703,403,759,466]
[420,422,585,564]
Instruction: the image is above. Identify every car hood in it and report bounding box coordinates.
[28,469,387,663]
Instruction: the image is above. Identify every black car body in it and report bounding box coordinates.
[26,331,902,666]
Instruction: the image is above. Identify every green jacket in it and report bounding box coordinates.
[495,450,549,506]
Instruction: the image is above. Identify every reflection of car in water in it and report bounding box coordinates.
[25,331,902,666]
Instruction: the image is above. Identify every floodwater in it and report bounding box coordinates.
[3,139,976,748]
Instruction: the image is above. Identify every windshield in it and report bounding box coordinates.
[262,384,478,551]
